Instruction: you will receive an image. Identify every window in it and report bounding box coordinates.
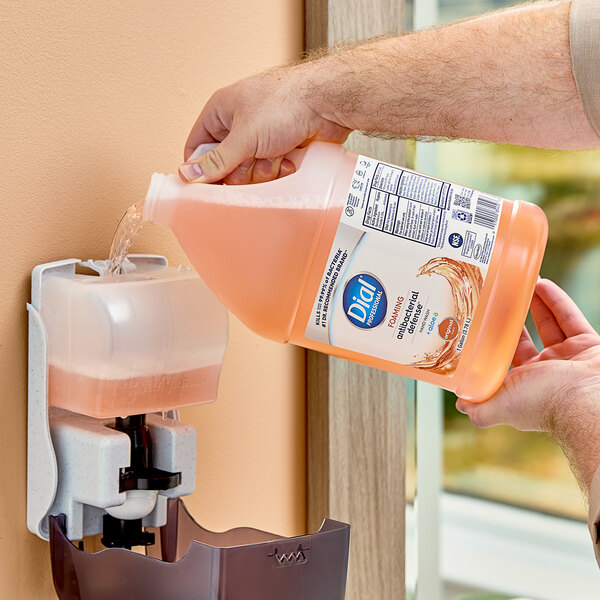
[437,141,600,521]
[407,1,600,597]
[414,0,600,524]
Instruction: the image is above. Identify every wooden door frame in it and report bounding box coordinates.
[305,2,408,598]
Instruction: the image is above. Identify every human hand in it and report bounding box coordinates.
[456,279,600,490]
[180,64,352,185]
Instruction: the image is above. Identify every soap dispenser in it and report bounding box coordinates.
[27,255,350,599]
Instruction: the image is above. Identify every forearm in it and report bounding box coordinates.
[302,1,598,149]
[550,388,600,498]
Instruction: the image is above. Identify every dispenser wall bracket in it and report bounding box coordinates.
[27,256,196,541]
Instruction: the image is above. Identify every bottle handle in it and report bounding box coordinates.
[187,143,309,177]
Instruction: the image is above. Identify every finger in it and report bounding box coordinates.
[511,326,538,367]
[187,142,219,161]
[455,390,512,428]
[184,120,221,162]
[225,156,296,184]
[530,290,566,347]
[180,143,220,182]
[184,129,215,162]
[535,278,596,338]
[184,102,230,161]
[279,158,296,177]
[182,133,253,183]
[297,122,352,147]
[251,157,283,183]
[456,361,555,432]
[456,379,525,430]
[222,158,256,185]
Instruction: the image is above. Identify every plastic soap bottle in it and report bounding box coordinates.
[143,142,548,401]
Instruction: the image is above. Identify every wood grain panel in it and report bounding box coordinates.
[306,2,408,598]
[308,354,407,599]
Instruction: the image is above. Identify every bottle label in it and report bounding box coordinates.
[304,155,502,376]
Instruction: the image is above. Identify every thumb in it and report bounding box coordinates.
[456,366,550,432]
[180,133,252,183]
[456,385,516,429]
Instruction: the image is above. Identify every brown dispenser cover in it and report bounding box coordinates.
[50,498,350,600]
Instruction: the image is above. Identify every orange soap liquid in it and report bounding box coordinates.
[144,142,547,401]
[48,364,221,419]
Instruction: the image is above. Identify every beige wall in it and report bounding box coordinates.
[0,1,305,597]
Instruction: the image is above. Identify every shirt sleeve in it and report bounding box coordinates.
[588,465,600,567]
[570,0,600,138]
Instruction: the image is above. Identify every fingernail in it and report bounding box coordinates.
[456,400,467,414]
[179,162,203,182]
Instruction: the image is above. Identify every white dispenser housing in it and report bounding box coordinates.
[27,255,228,541]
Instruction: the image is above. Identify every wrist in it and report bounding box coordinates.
[299,44,384,132]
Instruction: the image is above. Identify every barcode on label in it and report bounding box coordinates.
[474,194,500,229]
